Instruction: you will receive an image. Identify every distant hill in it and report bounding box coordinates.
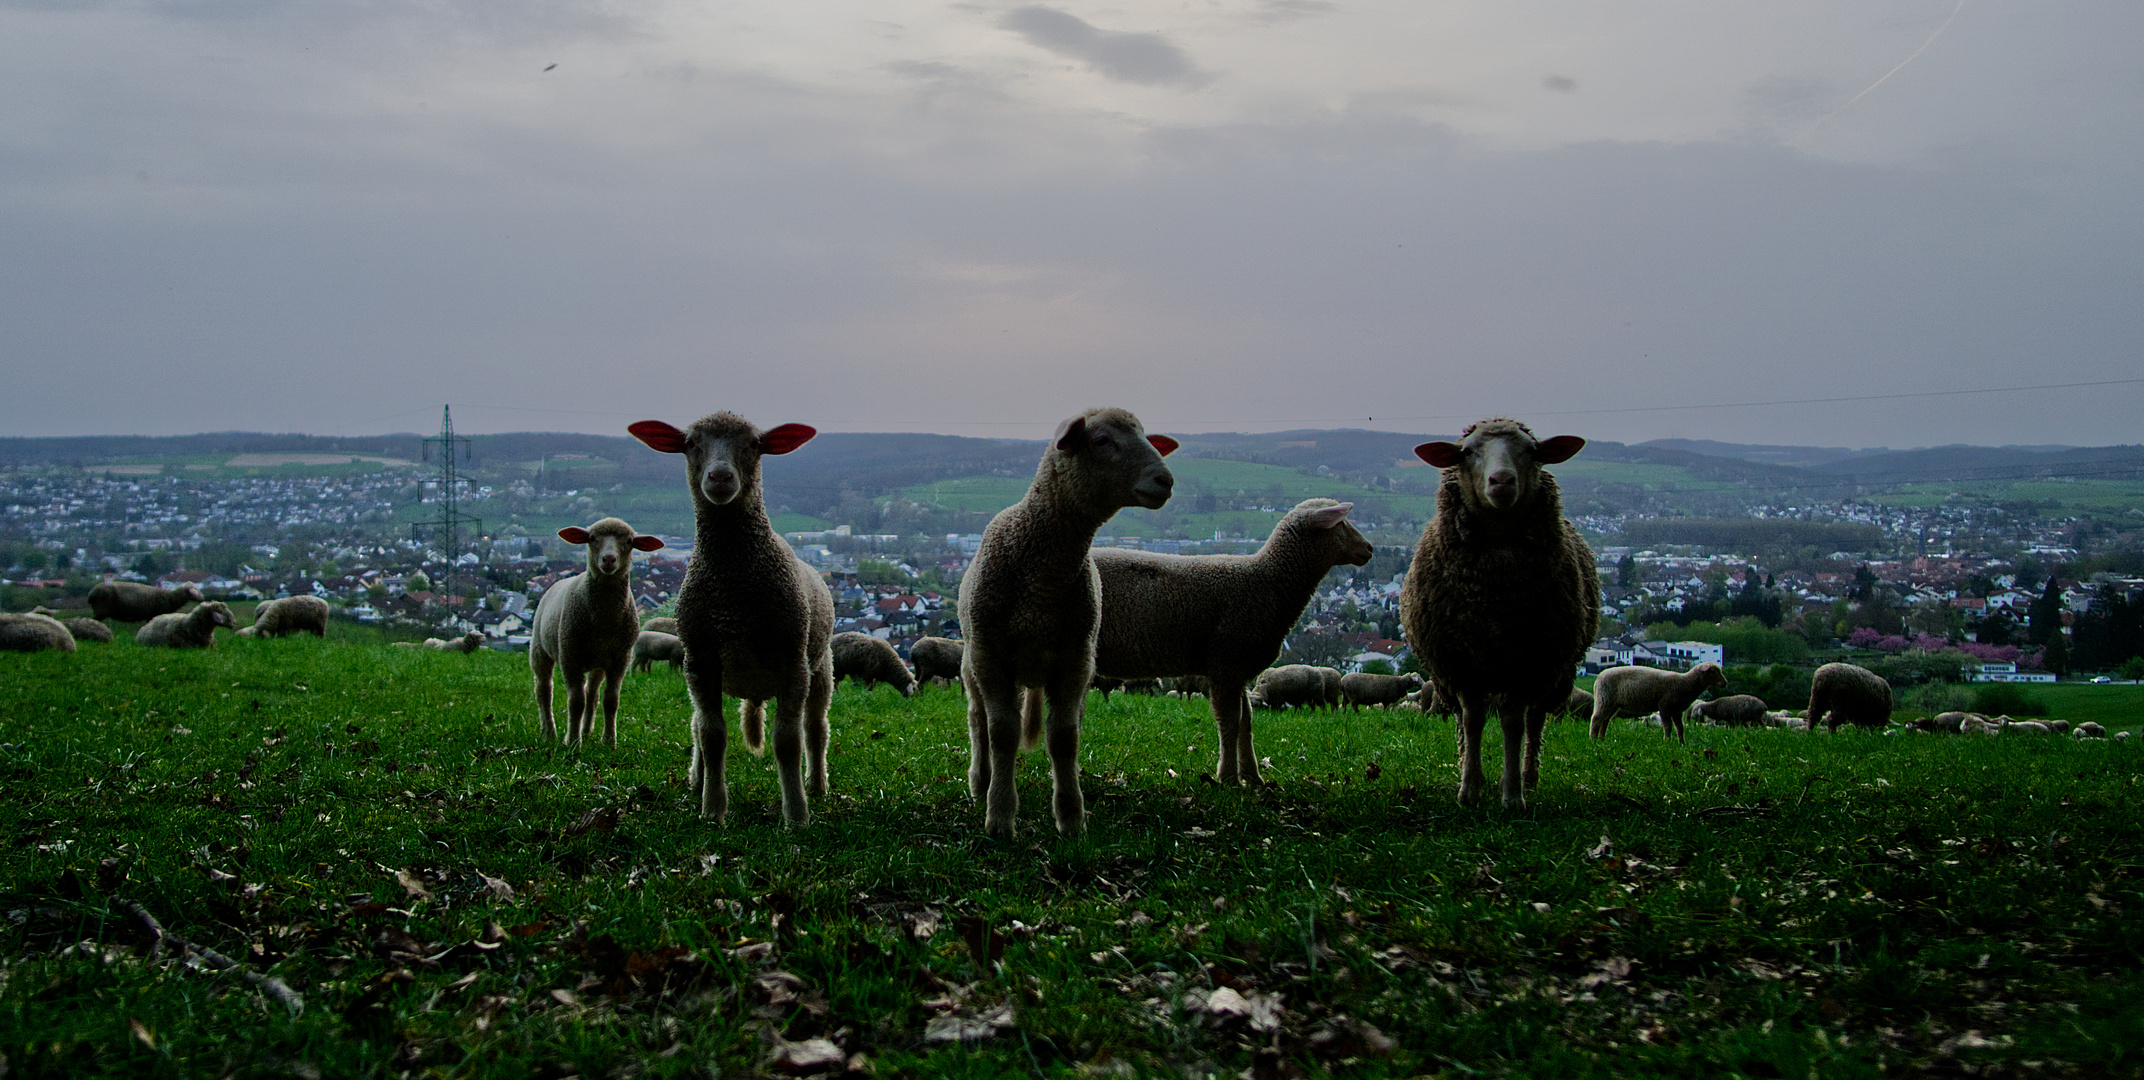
[1638,439,1893,468]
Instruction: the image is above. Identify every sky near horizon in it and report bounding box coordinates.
[3,1,2140,448]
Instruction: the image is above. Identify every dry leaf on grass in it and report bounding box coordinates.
[394,869,432,901]
[475,871,514,902]
[764,1035,846,1073]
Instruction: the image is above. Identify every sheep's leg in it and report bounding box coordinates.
[979,678,1024,841]
[1521,704,1547,791]
[682,649,726,823]
[1498,707,1528,809]
[1238,692,1262,785]
[1455,692,1488,806]
[600,663,624,747]
[1588,699,1612,740]
[532,652,557,741]
[965,681,991,800]
[1211,684,1244,784]
[1044,669,1088,838]
[771,676,811,827]
[564,666,590,746]
[804,656,833,798]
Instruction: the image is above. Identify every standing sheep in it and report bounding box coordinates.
[632,631,684,673]
[87,581,202,623]
[642,616,680,636]
[245,595,330,638]
[1806,662,1893,733]
[0,613,76,653]
[630,413,836,827]
[64,618,114,644]
[1092,499,1373,783]
[1589,663,1727,741]
[135,602,237,648]
[957,407,1176,840]
[1688,692,1769,727]
[1340,671,1425,711]
[1400,419,1598,808]
[832,632,918,696]
[530,518,664,747]
[1252,664,1329,710]
[908,636,964,685]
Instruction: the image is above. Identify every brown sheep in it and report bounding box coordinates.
[908,636,964,685]
[64,618,114,644]
[1400,419,1598,808]
[1806,662,1893,732]
[1340,671,1425,710]
[87,581,202,623]
[1590,663,1728,742]
[632,630,684,673]
[1690,693,1769,727]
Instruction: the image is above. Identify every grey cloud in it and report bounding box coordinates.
[1000,6,1206,87]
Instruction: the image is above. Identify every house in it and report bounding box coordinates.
[1661,641,1725,669]
[1967,662,2056,684]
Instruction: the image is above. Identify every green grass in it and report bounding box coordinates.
[1870,477,2144,511]
[5,641,2144,1077]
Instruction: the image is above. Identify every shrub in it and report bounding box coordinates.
[1906,683,1973,715]
[1970,682,2049,718]
[2119,655,2144,682]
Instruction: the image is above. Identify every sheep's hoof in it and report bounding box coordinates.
[985,819,1017,843]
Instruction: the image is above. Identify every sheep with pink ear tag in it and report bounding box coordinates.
[530,516,664,747]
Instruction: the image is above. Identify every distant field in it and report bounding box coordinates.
[1870,477,2144,511]
[4,639,2144,1076]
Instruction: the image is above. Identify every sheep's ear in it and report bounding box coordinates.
[630,535,665,552]
[557,527,592,545]
[628,420,689,454]
[1414,441,1463,468]
[1054,415,1088,453]
[1147,434,1179,457]
[1536,435,1585,464]
[758,424,816,455]
[1304,502,1353,529]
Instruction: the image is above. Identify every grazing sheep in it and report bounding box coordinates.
[1253,664,1331,710]
[908,636,964,685]
[1401,419,1597,808]
[2006,720,2053,735]
[0,613,76,653]
[1911,714,1962,734]
[135,601,236,648]
[246,595,330,638]
[1690,693,1769,727]
[632,631,684,673]
[1806,662,1893,733]
[63,618,114,644]
[2075,721,2107,739]
[832,632,917,697]
[1556,687,1594,721]
[530,518,665,747]
[1589,664,1727,742]
[956,407,1176,840]
[630,413,836,827]
[642,616,680,636]
[2047,719,2072,735]
[1341,671,1425,711]
[1091,499,1373,783]
[2117,730,2132,742]
[87,581,203,623]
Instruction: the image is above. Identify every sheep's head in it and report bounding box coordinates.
[1401,673,1425,691]
[1414,418,1584,512]
[630,412,814,510]
[180,584,203,602]
[1690,662,1726,689]
[198,601,236,629]
[1046,407,1177,517]
[559,517,663,580]
[1278,499,1373,567]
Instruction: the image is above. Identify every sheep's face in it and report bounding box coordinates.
[1052,407,1177,514]
[200,602,236,629]
[1283,499,1374,566]
[630,413,815,510]
[180,584,203,602]
[559,517,663,580]
[1691,662,1726,689]
[1414,419,1584,513]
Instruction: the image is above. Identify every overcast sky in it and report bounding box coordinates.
[4,1,2140,448]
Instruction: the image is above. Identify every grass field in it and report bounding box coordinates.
[4,639,2144,1077]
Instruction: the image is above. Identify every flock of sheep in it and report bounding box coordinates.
[4,409,2125,841]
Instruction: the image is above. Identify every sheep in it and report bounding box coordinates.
[955,407,1176,840]
[632,631,684,673]
[1690,693,1769,727]
[1557,687,1594,721]
[2047,719,2072,735]
[2006,720,2053,735]
[1589,664,1726,742]
[832,632,917,697]
[642,616,680,636]
[1806,662,1893,733]
[135,601,236,648]
[1963,716,1999,735]
[1340,671,1425,711]
[87,581,202,623]
[0,613,76,653]
[1314,667,1344,711]
[245,595,330,638]
[630,412,836,827]
[63,618,114,644]
[530,518,665,747]
[908,636,964,686]
[1401,419,1598,808]
[1090,498,1373,783]
[2075,721,2107,739]
[1252,664,1330,710]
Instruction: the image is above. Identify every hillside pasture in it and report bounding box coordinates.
[2,641,2143,1077]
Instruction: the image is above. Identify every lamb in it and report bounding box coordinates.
[87,581,202,623]
[955,406,1176,840]
[1252,664,1330,710]
[1589,663,1727,742]
[1340,671,1425,711]
[1963,716,1999,735]
[245,595,330,638]
[1690,693,1769,727]
[630,413,836,827]
[832,632,917,697]
[0,613,76,653]
[642,616,680,636]
[1806,662,1893,733]
[64,618,114,644]
[632,631,684,673]
[135,601,237,648]
[429,631,486,652]
[530,517,665,747]
[1091,498,1372,783]
[1401,419,1598,808]
[2074,721,2107,739]
[908,636,964,685]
